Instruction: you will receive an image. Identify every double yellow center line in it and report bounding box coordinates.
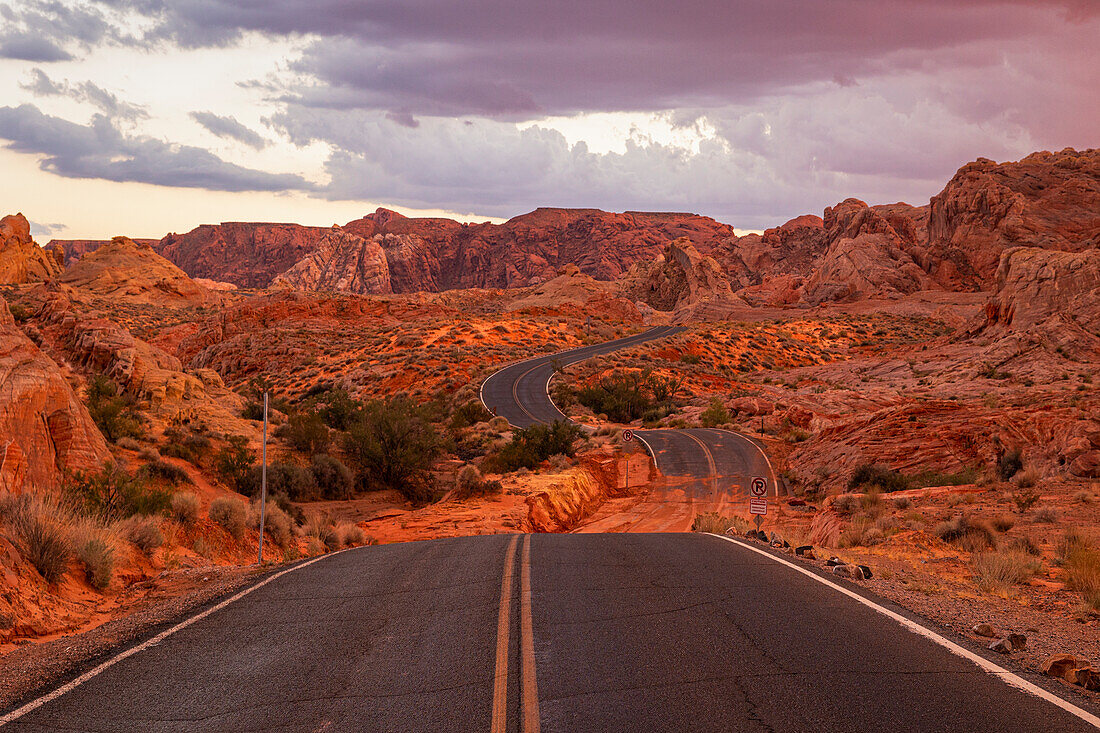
[491,534,540,733]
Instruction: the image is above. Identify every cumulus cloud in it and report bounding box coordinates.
[0,1,121,61]
[0,104,314,193]
[190,111,268,149]
[20,68,149,121]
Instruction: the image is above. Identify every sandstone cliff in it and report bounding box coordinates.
[59,236,221,307]
[623,237,734,312]
[272,228,392,294]
[0,294,110,492]
[0,214,62,285]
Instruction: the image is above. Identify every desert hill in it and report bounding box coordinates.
[58,236,222,307]
[46,238,159,266]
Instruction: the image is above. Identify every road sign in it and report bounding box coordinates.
[622,429,633,442]
[749,476,767,498]
[749,498,768,515]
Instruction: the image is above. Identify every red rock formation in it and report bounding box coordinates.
[59,236,222,307]
[0,294,110,492]
[272,228,392,294]
[623,237,733,312]
[927,148,1100,289]
[0,213,62,284]
[157,222,333,289]
[46,239,158,266]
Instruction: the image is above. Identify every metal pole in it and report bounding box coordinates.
[258,391,268,564]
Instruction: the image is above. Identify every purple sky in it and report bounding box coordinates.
[0,0,1096,234]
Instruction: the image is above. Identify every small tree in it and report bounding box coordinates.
[490,421,584,472]
[312,454,354,500]
[277,411,330,455]
[65,464,170,523]
[699,398,730,428]
[342,395,442,502]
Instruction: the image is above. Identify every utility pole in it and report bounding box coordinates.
[257,391,268,564]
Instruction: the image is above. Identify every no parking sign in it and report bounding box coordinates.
[749,476,767,498]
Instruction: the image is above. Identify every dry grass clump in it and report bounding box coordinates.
[1033,506,1059,524]
[453,465,503,500]
[72,524,117,589]
[209,496,248,539]
[933,515,996,551]
[1064,542,1100,611]
[305,536,326,556]
[991,514,1015,532]
[170,492,201,527]
[336,521,367,547]
[251,501,294,549]
[3,493,71,583]
[891,496,911,510]
[972,549,1041,594]
[831,494,859,516]
[117,516,164,555]
[305,515,340,551]
[691,512,749,535]
[839,516,885,548]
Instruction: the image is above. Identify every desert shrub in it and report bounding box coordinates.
[86,375,144,442]
[991,514,1016,532]
[276,411,330,455]
[252,500,293,549]
[336,521,366,547]
[66,464,171,523]
[1012,490,1040,514]
[831,493,859,515]
[933,515,996,550]
[314,389,363,430]
[997,449,1024,481]
[547,454,572,472]
[891,496,911,510]
[1008,535,1041,556]
[910,467,980,488]
[138,446,161,461]
[6,494,70,583]
[305,516,340,551]
[170,492,201,527]
[162,432,212,465]
[489,421,584,473]
[453,465,503,499]
[8,302,32,322]
[860,489,885,517]
[972,550,1040,594]
[311,454,354,500]
[118,516,164,555]
[1034,506,1059,524]
[575,370,678,423]
[1058,529,1092,562]
[305,536,325,556]
[1014,468,1039,489]
[488,416,511,432]
[699,398,730,428]
[681,353,702,365]
[848,464,910,493]
[116,437,142,451]
[1074,491,1094,504]
[1065,543,1100,610]
[76,535,115,590]
[214,435,255,492]
[209,496,248,539]
[450,401,493,431]
[138,458,191,486]
[691,512,749,534]
[342,395,443,502]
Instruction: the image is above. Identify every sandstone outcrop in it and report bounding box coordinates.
[624,237,734,312]
[272,228,392,294]
[46,239,158,266]
[0,213,62,284]
[800,199,935,304]
[59,236,222,307]
[157,222,333,289]
[0,294,110,492]
[927,148,1100,289]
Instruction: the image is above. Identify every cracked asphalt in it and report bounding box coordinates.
[5,532,1098,731]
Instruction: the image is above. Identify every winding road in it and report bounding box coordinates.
[480,325,778,531]
[4,328,1099,731]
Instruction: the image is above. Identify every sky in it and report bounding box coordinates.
[0,0,1096,239]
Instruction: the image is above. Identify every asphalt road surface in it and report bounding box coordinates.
[480,325,780,498]
[5,533,1097,731]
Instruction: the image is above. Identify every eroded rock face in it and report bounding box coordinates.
[157,222,333,289]
[0,294,110,492]
[272,228,392,294]
[800,199,935,304]
[59,236,221,306]
[927,148,1100,289]
[624,237,734,312]
[0,213,62,284]
[45,239,158,266]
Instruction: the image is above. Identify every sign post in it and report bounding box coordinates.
[622,429,633,489]
[749,475,768,531]
[257,391,268,564]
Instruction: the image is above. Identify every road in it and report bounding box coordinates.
[481,324,781,529]
[5,533,1097,731]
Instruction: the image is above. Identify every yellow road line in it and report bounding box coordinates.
[490,534,520,733]
[520,535,541,733]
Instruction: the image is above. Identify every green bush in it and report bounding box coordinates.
[342,395,443,502]
[138,458,192,485]
[576,371,664,423]
[66,464,171,523]
[214,435,255,492]
[8,302,32,323]
[699,398,730,428]
[314,389,363,430]
[161,430,212,465]
[276,411,330,455]
[848,464,911,493]
[450,401,492,431]
[240,462,318,502]
[489,421,584,473]
[86,375,144,442]
[311,454,354,500]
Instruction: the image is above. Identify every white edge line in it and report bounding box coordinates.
[709,533,1100,728]
[0,548,357,727]
[710,428,779,497]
